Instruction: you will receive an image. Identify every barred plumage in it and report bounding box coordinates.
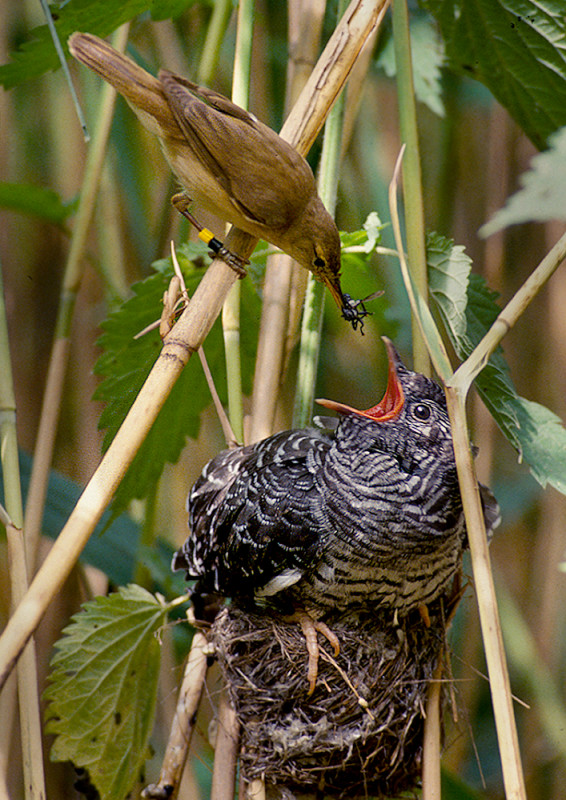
[173,339,499,619]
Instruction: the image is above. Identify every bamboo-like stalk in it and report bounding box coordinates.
[0,670,17,797]
[293,0,349,430]
[142,631,209,799]
[248,0,326,444]
[386,145,566,800]
[391,0,429,375]
[197,0,234,86]
[0,264,46,800]
[221,0,255,445]
[23,24,130,571]
[388,159,566,800]
[0,0,391,692]
[210,689,240,800]
[449,230,566,393]
[245,779,266,800]
[445,388,526,800]
[422,656,443,800]
[391,0,437,785]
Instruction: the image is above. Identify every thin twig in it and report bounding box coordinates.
[142,631,209,799]
[391,0,429,374]
[449,230,566,394]
[23,25,131,572]
[170,243,238,447]
[0,263,46,800]
[388,146,452,382]
[389,129,530,800]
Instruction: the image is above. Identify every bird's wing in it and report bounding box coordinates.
[159,71,314,231]
[174,429,329,599]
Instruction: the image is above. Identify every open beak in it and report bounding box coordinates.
[316,338,405,422]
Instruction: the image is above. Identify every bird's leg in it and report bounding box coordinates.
[418,603,431,628]
[284,610,340,695]
[171,192,249,277]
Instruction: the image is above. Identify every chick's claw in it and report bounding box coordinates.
[285,611,340,696]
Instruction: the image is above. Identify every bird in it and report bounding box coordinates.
[172,339,500,691]
[68,32,371,331]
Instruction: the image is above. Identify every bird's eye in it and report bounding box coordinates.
[412,403,431,421]
[313,256,326,268]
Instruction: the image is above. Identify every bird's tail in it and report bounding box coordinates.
[68,32,179,138]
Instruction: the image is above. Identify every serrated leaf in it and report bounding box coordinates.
[428,233,566,494]
[0,0,151,89]
[422,0,566,148]
[44,585,168,800]
[0,182,77,224]
[481,126,566,236]
[426,231,470,338]
[376,15,445,117]
[94,249,259,516]
[513,398,566,494]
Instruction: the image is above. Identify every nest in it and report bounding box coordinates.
[211,601,451,798]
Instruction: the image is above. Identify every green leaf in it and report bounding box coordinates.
[441,769,484,800]
[497,582,566,759]
[422,0,566,148]
[44,585,168,800]
[481,126,566,236]
[0,182,77,224]
[94,246,259,516]
[340,212,386,251]
[376,14,445,117]
[426,231,470,339]
[150,0,196,21]
[428,233,566,494]
[0,0,151,89]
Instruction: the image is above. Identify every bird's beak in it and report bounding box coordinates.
[316,338,405,422]
[323,276,344,309]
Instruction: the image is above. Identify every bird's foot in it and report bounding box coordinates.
[284,610,340,696]
[418,603,431,628]
[171,192,249,277]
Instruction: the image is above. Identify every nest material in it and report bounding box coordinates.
[211,602,450,799]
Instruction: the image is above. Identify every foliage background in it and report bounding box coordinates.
[1,0,566,798]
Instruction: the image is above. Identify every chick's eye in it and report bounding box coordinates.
[313,256,326,268]
[412,402,431,421]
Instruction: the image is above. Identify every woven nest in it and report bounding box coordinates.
[211,600,452,799]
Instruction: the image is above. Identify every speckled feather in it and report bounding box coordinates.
[173,347,499,616]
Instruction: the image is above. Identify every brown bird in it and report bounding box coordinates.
[68,32,371,330]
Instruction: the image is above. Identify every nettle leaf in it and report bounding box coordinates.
[0,0,151,89]
[44,585,170,800]
[481,126,566,236]
[426,231,470,339]
[376,14,445,117]
[428,233,566,494]
[94,246,259,516]
[422,0,566,148]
